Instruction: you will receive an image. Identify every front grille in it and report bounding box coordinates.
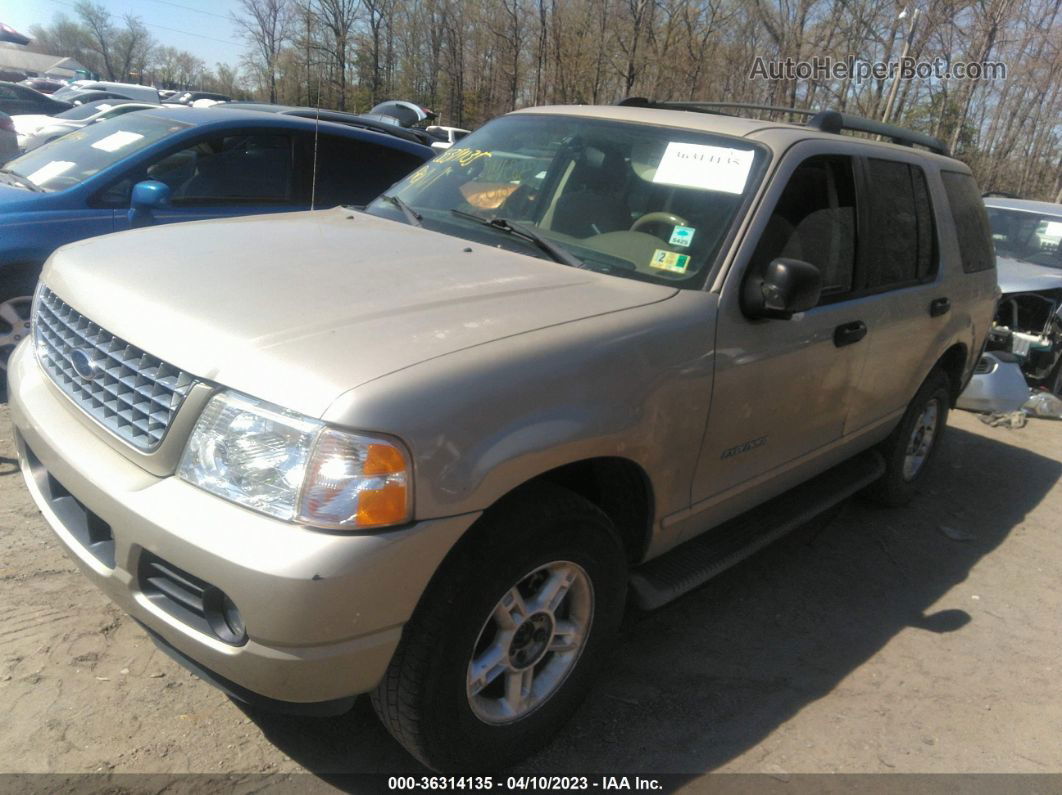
[34,287,194,451]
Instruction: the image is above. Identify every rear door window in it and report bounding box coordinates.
[862,159,937,288]
[941,171,994,273]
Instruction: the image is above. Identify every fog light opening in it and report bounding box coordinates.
[204,588,248,645]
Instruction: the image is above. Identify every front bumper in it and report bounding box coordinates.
[8,341,479,706]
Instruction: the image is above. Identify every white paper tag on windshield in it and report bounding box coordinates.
[652,142,754,194]
[91,130,144,153]
[1043,221,1062,238]
[26,160,74,185]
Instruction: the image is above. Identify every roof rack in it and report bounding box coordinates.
[614,97,949,156]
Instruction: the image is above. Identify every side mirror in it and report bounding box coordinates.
[742,258,822,320]
[128,180,171,229]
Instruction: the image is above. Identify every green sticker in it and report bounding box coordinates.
[669,225,695,248]
[650,249,691,273]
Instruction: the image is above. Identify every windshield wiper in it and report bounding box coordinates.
[0,170,44,192]
[381,194,422,227]
[450,209,585,268]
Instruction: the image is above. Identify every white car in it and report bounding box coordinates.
[957,197,1062,411]
[14,101,158,151]
[51,80,160,105]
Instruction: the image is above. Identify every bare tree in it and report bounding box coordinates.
[233,0,293,103]
[74,1,117,79]
[315,0,360,110]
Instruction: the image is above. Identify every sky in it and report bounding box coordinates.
[3,0,247,70]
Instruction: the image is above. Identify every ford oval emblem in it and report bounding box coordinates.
[69,349,99,381]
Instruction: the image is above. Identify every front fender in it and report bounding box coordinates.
[0,210,116,271]
[323,290,718,528]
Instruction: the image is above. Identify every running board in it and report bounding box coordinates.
[629,449,885,610]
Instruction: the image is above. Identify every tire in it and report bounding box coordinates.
[371,482,628,772]
[864,368,951,507]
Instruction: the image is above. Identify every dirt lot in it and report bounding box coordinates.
[1,403,1061,779]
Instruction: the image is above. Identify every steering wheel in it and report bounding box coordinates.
[630,211,689,234]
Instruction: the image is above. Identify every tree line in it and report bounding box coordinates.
[27,0,1062,201]
[27,1,246,98]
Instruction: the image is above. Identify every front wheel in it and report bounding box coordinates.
[0,266,41,382]
[864,368,951,507]
[372,483,627,772]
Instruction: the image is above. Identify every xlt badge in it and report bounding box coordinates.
[721,436,767,459]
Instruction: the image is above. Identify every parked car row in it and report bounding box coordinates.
[0,79,165,122]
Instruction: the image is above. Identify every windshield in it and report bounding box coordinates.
[3,114,189,192]
[365,114,765,287]
[987,206,1062,269]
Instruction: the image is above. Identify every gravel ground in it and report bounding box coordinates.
[1,403,1060,778]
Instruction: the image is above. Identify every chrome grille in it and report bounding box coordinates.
[33,287,194,451]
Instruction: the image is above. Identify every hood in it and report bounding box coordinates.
[44,208,677,418]
[996,256,1062,294]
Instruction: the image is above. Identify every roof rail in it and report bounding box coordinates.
[614,97,949,156]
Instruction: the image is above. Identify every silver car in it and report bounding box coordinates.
[8,101,997,771]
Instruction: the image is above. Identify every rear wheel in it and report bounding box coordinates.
[372,483,627,772]
[864,368,951,507]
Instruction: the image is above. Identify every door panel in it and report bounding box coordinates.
[692,149,868,506]
[845,158,945,432]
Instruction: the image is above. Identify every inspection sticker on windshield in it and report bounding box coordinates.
[653,142,754,194]
[669,225,695,247]
[650,249,690,273]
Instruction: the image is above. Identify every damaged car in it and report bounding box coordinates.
[958,198,1062,411]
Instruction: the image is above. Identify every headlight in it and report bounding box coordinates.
[177,391,411,529]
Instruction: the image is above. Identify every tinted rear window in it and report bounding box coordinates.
[941,171,994,273]
[863,159,937,288]
[309,134,425,207]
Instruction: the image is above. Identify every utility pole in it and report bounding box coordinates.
[882,7,919,125]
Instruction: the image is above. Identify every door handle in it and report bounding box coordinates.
[834,320,867,348]
[929,297,951,317]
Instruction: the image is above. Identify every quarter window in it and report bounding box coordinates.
[749,154,857,299]
[863,159,936,288]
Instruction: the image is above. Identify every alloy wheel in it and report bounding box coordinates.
[467,560,593,725]
[902,397,940,481]
[0,295,32,374]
